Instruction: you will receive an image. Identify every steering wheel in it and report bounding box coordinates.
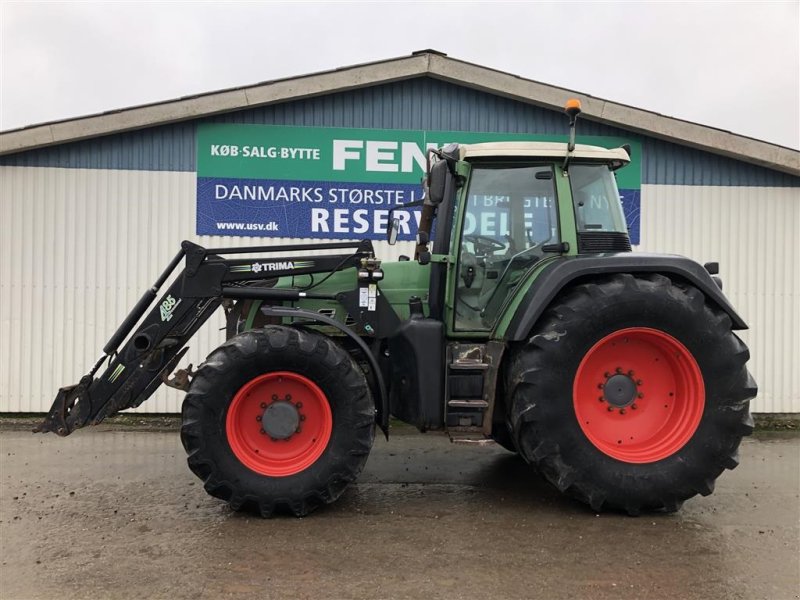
[463,234,506,256]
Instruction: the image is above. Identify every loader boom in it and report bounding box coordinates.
[36,239,383,436]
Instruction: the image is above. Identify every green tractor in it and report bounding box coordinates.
[37,100,756,516]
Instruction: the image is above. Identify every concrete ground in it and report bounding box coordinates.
[0,426,798,600]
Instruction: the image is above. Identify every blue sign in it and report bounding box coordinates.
[197,177,425,240]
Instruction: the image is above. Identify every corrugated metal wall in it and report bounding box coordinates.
[3,78,798,188]
[1,166,797,413]
[0,165,415,413]
[637,184,800,412]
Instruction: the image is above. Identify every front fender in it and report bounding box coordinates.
[503,253,748,341]
[259,305,390,438]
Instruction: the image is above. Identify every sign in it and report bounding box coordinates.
[196,124,642,244]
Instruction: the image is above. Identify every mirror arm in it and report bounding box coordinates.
[414,203,436,260]
[386,199,426,245]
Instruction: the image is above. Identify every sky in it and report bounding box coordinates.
[1,1,798,150]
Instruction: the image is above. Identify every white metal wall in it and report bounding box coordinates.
[1,166,797,413]
[637,184,800,413]
[0,166,416,413]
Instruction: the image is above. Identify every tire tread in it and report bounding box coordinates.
[180,326,375,517]
[506,274,756,514]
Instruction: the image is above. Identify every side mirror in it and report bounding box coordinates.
[428,159,448,205]
[387,217,400,245]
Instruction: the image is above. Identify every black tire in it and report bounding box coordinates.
[491,421,518,453]
[506,273,756,515]
[490,382,518,453]
[181,326,375,517]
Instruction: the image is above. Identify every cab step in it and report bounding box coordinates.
[447,399,490,409]
[447,428,497,446]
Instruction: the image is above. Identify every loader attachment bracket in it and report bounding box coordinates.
[161,347,195,392]
[34,376,93,436]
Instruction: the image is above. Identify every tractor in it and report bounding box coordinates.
[37,99,756,516]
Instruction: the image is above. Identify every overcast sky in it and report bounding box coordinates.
[1,1,798,149]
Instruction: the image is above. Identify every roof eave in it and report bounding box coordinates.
[425,54,799,177]
[0,53,430,156]
[1,51,798,177]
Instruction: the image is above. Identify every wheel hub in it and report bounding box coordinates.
[603,374,638,408]
[227,371,332,477]
[262,400,300,440]
[574,328,705,463]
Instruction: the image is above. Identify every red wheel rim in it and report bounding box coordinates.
[573,327,705,463]
[225,371,332,477]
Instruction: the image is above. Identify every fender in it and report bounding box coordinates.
[259,305,390,438]
[504,253,748,341]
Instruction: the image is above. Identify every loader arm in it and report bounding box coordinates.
[36,239,379,436]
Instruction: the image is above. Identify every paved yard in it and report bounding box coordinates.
[1,427,798,600]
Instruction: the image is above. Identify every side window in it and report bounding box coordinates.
[455,164,558,331]
[569,164,628,234]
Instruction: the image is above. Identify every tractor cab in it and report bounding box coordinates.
[393,140,633,336]
[448,142,631,333]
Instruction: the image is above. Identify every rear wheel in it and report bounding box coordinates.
[181,326,375,517]
[491,419,518,453]
[506,274,755,514]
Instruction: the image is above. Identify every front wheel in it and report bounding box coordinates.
[181,326,375,517]
[506,274,756,514]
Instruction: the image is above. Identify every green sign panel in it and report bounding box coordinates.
[196,124,641,241]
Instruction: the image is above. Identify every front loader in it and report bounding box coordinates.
[37,100,756,516]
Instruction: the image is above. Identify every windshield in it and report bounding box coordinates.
[455,164,559,331]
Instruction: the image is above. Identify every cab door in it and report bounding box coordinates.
[447,163,560,334]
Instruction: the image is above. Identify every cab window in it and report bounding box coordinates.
[569,164,628,234]
[455,164,558,331]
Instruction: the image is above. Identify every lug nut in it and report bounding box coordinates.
[638,392,644,398]
[616,367,623,374]
[619,409,626,415]
[295,402,303,409]
[628,370,635,376]
[271,394,278,401]
[260,402,267,409]
[256,415,262,422]
[300,415,306,421]
[607,406,614,412]
[598,396,604,402]
[597,383,604,389]
[286,394,292,401]
[259,428,265,434]
[636,380,643,386]
[631,404,638,410]
[604,372,611,378]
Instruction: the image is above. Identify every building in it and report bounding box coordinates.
[1,50,798,414]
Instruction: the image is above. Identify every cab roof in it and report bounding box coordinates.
[458,141,631,166]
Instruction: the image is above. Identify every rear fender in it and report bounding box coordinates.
[503,254,748,342]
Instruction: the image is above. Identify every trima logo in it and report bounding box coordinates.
[229,260,315,274]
